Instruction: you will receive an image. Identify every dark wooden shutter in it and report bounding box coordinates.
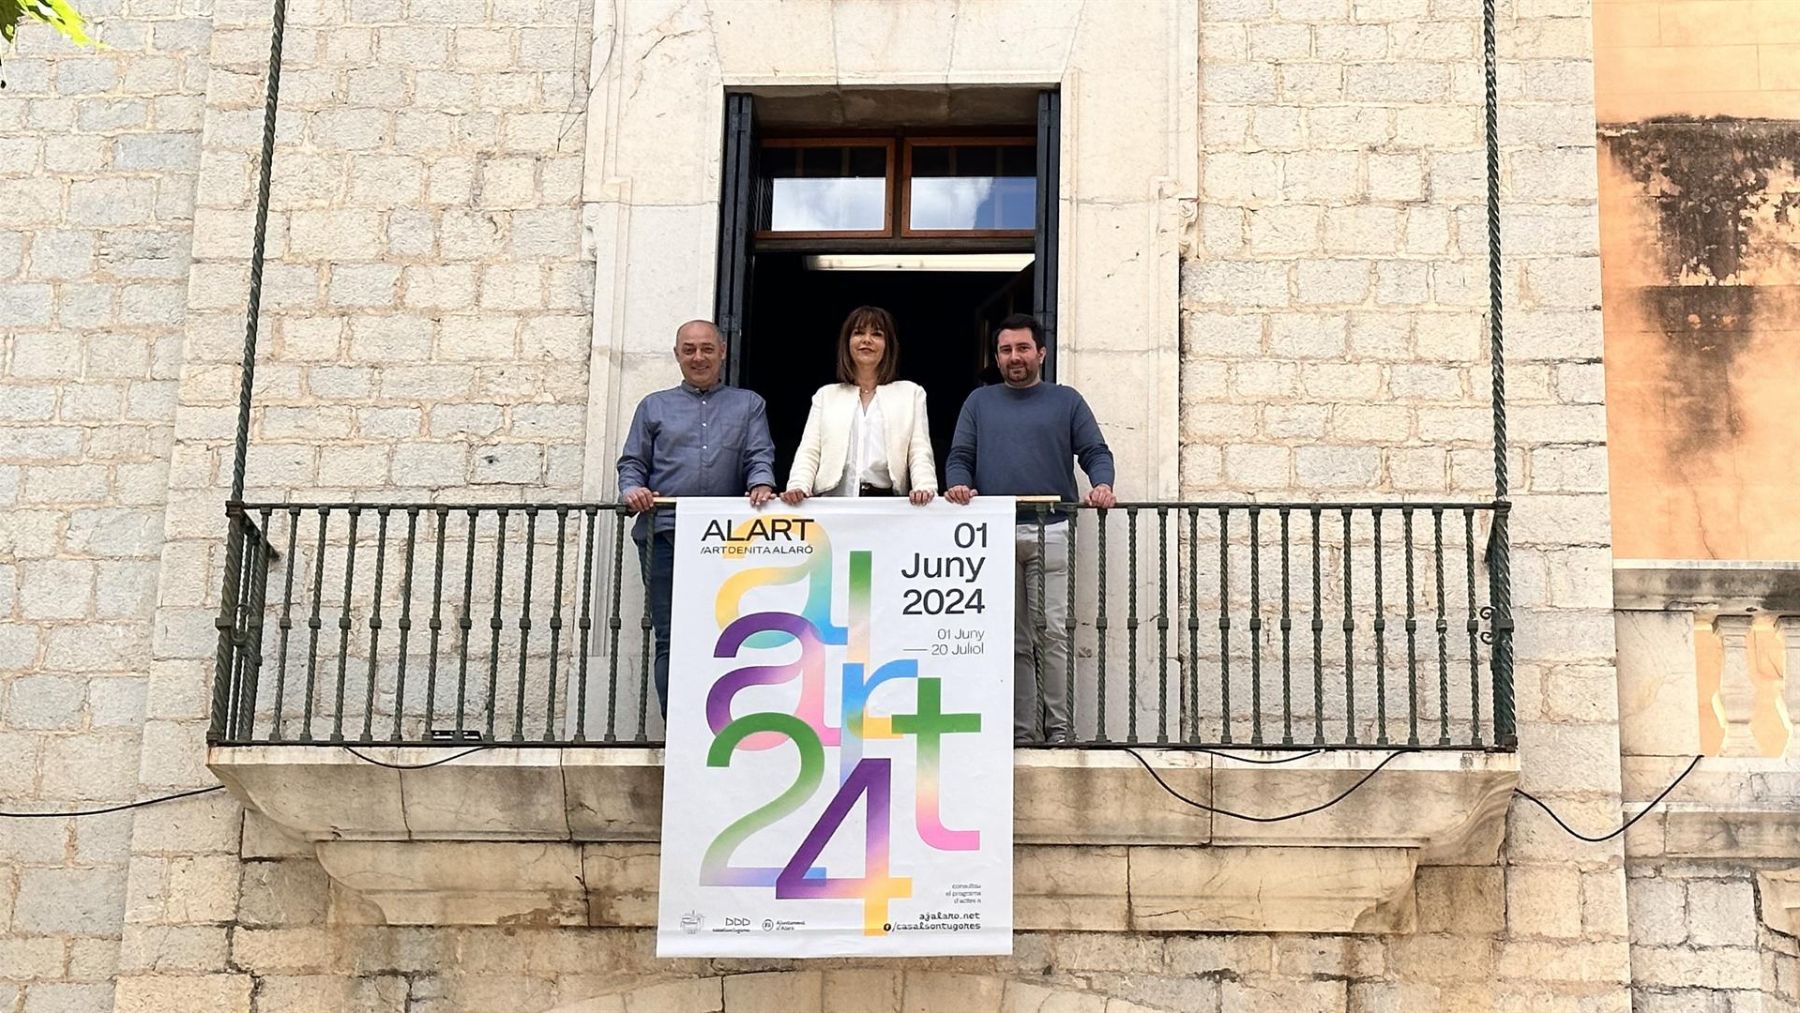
[1033,89,1061,382]
[715,93,758,385]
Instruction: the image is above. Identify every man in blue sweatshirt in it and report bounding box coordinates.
[945,313,1115,743]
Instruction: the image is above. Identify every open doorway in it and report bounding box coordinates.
[713,88,1062,485]
[739,254,1034,485]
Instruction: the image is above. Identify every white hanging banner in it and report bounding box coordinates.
[656,497,1016,957]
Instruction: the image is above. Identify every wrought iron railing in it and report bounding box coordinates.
[210,500,1513,749]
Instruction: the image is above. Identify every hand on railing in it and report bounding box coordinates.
[621,487,657,514]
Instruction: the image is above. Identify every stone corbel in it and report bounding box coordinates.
[1758,868,1800,939]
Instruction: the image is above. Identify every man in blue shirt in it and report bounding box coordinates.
[618,320,777,717]
[945,313,1116,743]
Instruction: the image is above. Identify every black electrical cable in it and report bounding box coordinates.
[0,784,226,819]
[341,744,494,769]
[1125,745,1704,841]
[1123,746,1419,823]
[1193,747,1325,765]
[1515,754,1702,843]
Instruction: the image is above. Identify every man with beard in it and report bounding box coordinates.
[944,313,1115,744]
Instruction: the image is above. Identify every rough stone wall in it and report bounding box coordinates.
[1184,0,1629,1008]
[97,831,1587,1013]
[6,0,1760,1011]
[0,3,212,1010]
[102,0,596,1008]
[1594,5,1800,1011]
[1593,0,1800,560]
[1621,859,1796,1013]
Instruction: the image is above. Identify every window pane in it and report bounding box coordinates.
[759,144,889,233]
[906,144,1036,231]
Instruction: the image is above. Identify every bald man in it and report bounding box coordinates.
[618,320,777,718]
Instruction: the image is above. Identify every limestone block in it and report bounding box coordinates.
[611,205,720,357]
[621,977,723,1013]
[1062,201,1169,354]
[821,970,903,1013]
[708,0,838,84]
[945,2,1083,80]
[1615,610,1701,756]
[581,843,660,927]
[596,6,721,206]
[1066,13,1187,203]
[900,972,1005,1013]
[998,981,1107,1013]
[316,840,587,926]
[114,974,254,1013]
[400,747,570,838]
[1014,845,1128,931]
[1127,845,1416,934]
[210,745,405,838]
[563,747,664,840]
[1207,749,1518,863]
[722,971,824,1013]
[1757,869,1800,939]
[1013,749,1211,845]
[830,3,955,84]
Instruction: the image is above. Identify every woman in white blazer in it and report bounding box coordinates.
[781,305,937,506]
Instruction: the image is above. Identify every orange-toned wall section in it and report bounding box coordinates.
[1595,1,1800,560]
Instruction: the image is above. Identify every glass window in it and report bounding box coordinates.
[758,143,891,234]
[906,141,1036,233]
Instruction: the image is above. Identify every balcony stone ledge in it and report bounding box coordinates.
[209,745,1518,935]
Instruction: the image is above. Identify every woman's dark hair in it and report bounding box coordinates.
[836,305,900,386]
[992,312,1045,352]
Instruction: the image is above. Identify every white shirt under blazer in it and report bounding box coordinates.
[785,380,938,495]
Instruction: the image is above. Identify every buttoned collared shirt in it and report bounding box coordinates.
[617,381,777,538]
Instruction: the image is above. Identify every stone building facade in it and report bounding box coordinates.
[0,0,1793,1011]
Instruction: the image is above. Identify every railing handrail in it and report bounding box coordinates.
[229,497,1510,513]
[212,498,1515,750]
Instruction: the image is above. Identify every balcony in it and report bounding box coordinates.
[208,498,1519,934]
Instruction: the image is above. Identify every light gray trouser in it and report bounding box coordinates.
[1014,522,1071,742]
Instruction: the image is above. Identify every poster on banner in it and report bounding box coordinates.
[656,497,1016,958]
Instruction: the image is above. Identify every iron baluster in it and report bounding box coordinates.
[1340,508,1354,745]
[300,508,329,742]
[454,508,478,739]
[1249,507,1263,745]
[1186,506,1200,743]
[238,507,274,741]
[1218,508,1231,745]
[271,507,300,742]
[424,508,449,735]
[1465,508,1483,746]
[1403,508,1419,746]
[546,508,570,742]
[638,505,654,741]
[1371,507,1387,745]
[330,508,360,742]
[1156,507,1170,745]
[360,507,389,742]
[579,506,603,743]
[1279,507,1293,745]
[1126,507,1139,743]
[392,508,419,742]
[1065,507,1079,740]
[513,508,537,742]
[1095,510,1109,742]
[602,509,624,741]
[1310,507,1324,745]
[1434,508,1450,745]
[1036,505,1048,740]
[486,509,509,740]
